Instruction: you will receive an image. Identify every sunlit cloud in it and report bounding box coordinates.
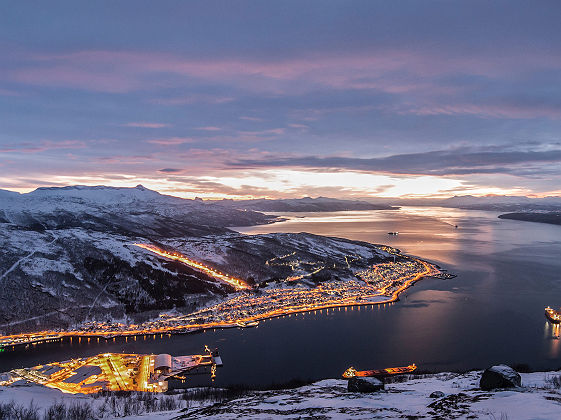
[0,168,528,200]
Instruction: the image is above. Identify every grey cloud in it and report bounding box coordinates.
[158,168,183,173]
[229,148,561,177]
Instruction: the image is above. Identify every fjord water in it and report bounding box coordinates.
[2,207,561,387]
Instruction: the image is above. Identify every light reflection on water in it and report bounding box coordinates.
[2,207,561,387]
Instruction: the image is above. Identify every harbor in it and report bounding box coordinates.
[0,347,222,394]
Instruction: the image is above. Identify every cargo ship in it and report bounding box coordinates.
[545,306,561,324]
[342,363,417,378]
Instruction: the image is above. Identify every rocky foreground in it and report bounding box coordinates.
[2,367,561,419]
[180,367,561,419]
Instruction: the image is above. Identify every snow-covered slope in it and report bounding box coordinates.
[0,185,392,333]
[3,369,561,419]
[0,188,19,199]
[180,370,561,419]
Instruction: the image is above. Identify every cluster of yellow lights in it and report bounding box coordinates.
[9,352,215,395]
[545,306,561,322]
[342,363,417,378]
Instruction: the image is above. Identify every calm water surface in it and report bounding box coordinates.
[2,207,561,387]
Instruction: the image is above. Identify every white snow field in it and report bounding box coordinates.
[2,369,561,419]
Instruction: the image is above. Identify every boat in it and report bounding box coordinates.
[387,232,399,235]
[545,307,561,324]
[342,363,417,378]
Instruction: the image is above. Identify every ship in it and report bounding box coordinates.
[545,306,561,324]
[387,232,399,235]
[342,363,417,378]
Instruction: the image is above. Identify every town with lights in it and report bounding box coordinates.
[0,243,440,361]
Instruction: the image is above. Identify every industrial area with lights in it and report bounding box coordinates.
[0,347,222,394]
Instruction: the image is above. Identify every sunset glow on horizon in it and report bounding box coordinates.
[0,169,534,200]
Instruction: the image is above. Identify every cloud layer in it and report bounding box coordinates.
[1,1,561,197]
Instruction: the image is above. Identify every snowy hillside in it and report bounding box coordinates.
[0,185,392,333]
[3,369,561,419]
[180,370,561,419]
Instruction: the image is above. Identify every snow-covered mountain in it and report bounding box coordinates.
[0,185,391,334]
[0,185,274,233]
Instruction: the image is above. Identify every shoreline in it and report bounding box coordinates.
[0,257,437,351]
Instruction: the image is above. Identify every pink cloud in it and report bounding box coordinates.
[195,126,222,131]
[12,65,139,93]
[0,140,86,154]
[152,94,235,105]
[146,137,195,145]
[239,116,264,122]
[123,122,170,128]
[239,128,285,136]
[398,103,561,120]
[11,47,557,95]
[0,88,23,97]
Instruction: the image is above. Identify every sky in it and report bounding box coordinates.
[1,0,561,199]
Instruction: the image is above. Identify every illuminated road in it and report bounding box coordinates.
[137,355,151,392]
[134,243,250,290]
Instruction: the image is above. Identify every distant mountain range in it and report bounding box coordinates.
[217,196,397,212]
[365,194,561,212]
